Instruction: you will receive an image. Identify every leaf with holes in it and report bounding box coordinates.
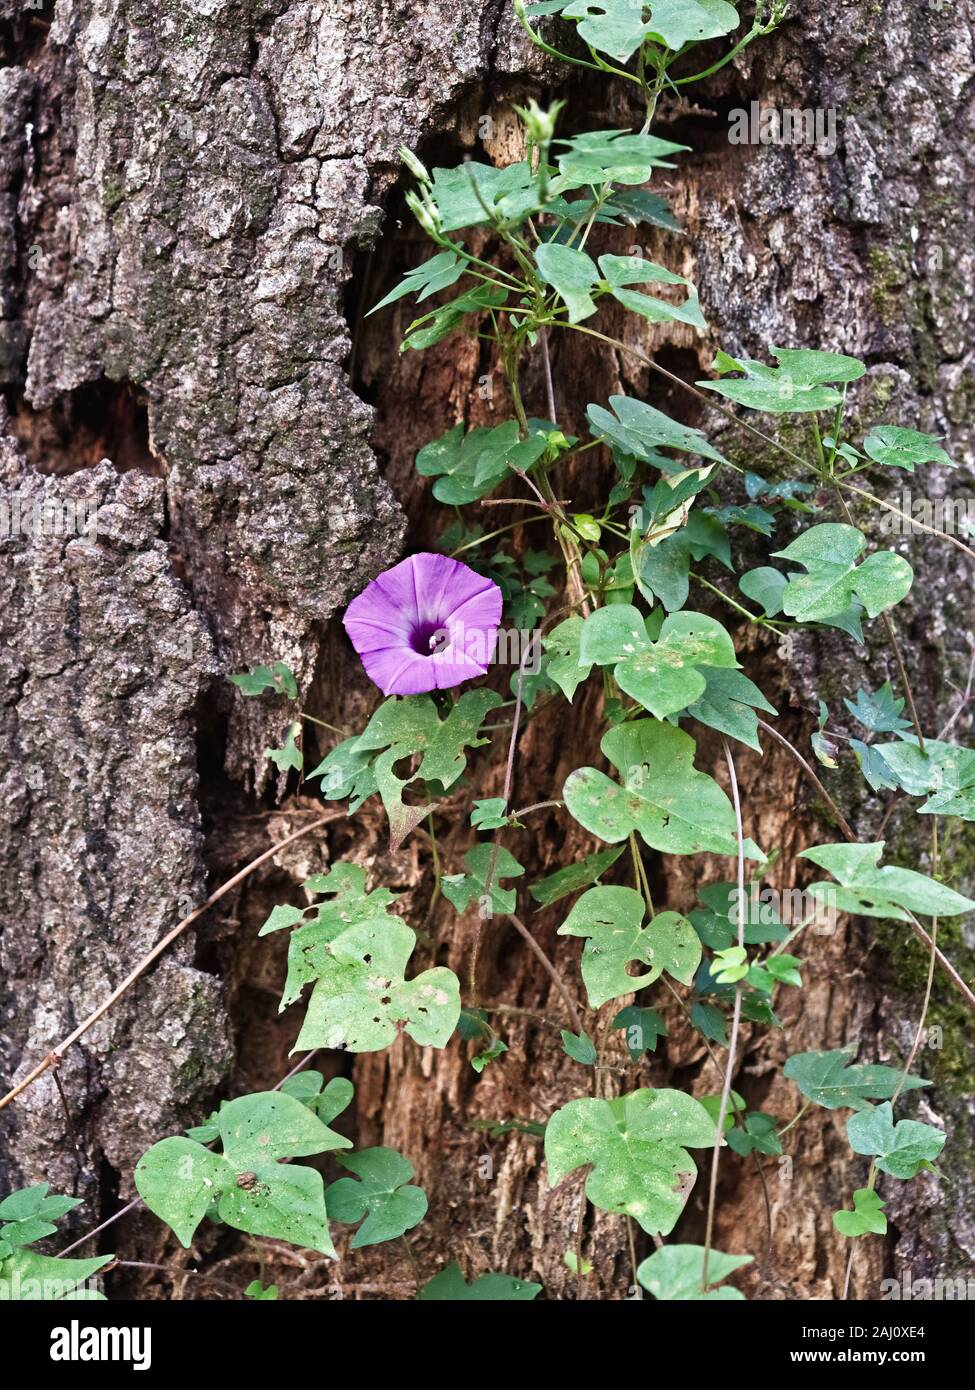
[135,1091,351,1255]
[800,841,975,920]
[308,690,502,849]
[326,1147,428,1248]
[647,0,741,50]
[545,1088,715,1235]
[292,913,461,1054]
[559,886,701,1007]
[260,862,401,1010]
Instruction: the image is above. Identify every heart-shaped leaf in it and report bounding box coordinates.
[559,886,701,1006]
[846,1102,945,1178]
[545,1088,715,1234]
[327,1147,428,1247]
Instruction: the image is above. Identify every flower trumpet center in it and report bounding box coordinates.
[409,618,450,655]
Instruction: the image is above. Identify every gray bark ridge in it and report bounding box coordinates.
[0,0,528,1207]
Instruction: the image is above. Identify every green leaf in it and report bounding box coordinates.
[739,566,787,617]
[689,881,788,949]
[279,1073,355,1126]
[691,999,728,1045]
[646,0,740,51]
[418,1261,541,1301]
[637,1244,752,1301]
[596,252,706,328]
[230,661,298,699]
[293,911,461,1054]
[783,1045,928,1111]
[244,1280,279,1300]
[559,886,701,1007]
[564,718,763,858]
[308,691,502,849]
[561,1029,599,1065]
[712,945,748,984]
[612,1004,667,1059]
[402,283,509,351]
[542,615,592,701]
[553,129,689,189]
[416,420,550,505]
[0,1248,112,1301]
[589,395,728,466]
[844,682,911,734]
[0,1185,49,1222]
[800,841,975,920]
[471,797,511,830]
[872,737,975,819]
[442,844,525,915]
[579,606,738,719]
[536,241,600,323]
[630,531,692,612]
[472,1038,509,1072]
[261,863,400,1010]
[529,845,625,907]
[846,1102,945,1179]
[326,1147,428,1247]
[699,347,865,413]
[545,1088,715,1235]
[772,524,913,622]
[725,1112,782,1157]
[135,1092,352,1255]
[833,1188,887,1238]
[265,721,303,774]
[685,666,777,751]
[368,250,465,316]
[536,0,654,61]
[428,161,543,232]
[863,424,954,471]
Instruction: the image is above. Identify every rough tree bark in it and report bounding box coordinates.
[1,0,972,1300]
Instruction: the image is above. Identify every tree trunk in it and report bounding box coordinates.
[1,0,972,1300]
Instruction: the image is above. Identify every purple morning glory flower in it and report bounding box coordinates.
[343,552,503,696]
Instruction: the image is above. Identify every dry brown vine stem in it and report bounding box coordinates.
[755,718,975,1011]
[701,738,747,1291]
[839,479,975,567]
[0,813,340,1113]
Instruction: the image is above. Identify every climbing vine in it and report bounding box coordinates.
[3,0,970,1303]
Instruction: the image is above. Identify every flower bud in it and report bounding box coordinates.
[398,145,431,186]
